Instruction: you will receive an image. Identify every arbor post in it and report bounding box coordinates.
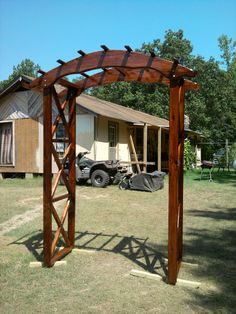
[168,79,185,284]
[43,86,53,267]
[67,89,76,246]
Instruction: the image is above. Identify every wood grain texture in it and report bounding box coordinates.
[43,87,52,267]
[168,79,185,284]
[29,50,197,89]
[57,67,198,99]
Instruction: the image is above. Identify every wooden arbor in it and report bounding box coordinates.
[29,46,198,284]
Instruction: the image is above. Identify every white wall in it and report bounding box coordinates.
[95,116,131,162]
[76,114,95,159]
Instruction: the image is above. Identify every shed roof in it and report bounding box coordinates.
[76,94,169,128]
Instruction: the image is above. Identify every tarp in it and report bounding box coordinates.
[129,171,165,192]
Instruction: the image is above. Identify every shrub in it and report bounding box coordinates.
[184,139,196,170]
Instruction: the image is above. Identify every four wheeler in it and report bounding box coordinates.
[61,151,127,188]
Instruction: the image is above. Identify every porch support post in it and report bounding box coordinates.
[67,89,77,247]
[157,127,162,171]
[43,86,53,267]
[129,129,141,174]
[143,123,148,173]
[168,79,185,284]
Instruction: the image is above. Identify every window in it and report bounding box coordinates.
[56,123,67,155]
[0,122,13,165]
[108,122,118,147]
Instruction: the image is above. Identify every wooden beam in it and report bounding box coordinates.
[129,130,141,173]
[120,161,155,165]
[67,89,76,247]
[177,83,185,261]
[57,67,198,99]
[157,127,162,171]
[29,50,197,89]
[168,79,181,284]
[43,86,53,267]
[143,123,148,173]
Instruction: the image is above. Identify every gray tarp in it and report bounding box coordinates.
[129,171,165,192]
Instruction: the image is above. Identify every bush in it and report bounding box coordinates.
[229,143,236,165]
[184,139,196,170]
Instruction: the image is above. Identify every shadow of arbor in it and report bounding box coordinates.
[183,206,236,312]
[10,230,168,277]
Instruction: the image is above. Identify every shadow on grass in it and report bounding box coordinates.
[183,206,236,311]
[75,231,167,276]
[9,229,44,261]
[192,169,236,186]
[9,230,167,276]
[188,206,236,220]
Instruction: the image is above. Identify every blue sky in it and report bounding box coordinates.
[0,0,235,81]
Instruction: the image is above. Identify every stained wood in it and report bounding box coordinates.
[43,87,53,267]
[168,80,180,284]
[52,193,69,202]
[57,68,198,99]
[177,84,185,260]
[51,202,71,253]
[29,50,197,89]
[68,90,76,247]
[33,49,198,283]
[50,247,72,265]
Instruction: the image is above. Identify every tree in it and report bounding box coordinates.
[139,29,193,66]
[0,59,40,91]
[91,29,196,119]
[218,35,236,70]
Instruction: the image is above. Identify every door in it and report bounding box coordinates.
[108,122,118,160]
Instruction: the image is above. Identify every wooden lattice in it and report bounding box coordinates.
[29,47,199,284]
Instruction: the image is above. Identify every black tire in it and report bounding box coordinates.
[91,170,110,188]
[76,178,87,185]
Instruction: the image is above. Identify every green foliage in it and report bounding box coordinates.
[229,143,236,164]
[0,59,40,91]
[218,35,236,70]
[184,139,196,170]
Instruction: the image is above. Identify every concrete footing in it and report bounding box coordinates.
[29,261,67,268]
[130,269,201,288]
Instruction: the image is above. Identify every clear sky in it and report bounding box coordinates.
[0,0,235,81]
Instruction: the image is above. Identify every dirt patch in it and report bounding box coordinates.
[0,203,42,236]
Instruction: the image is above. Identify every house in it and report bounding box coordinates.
[0,75,202,178]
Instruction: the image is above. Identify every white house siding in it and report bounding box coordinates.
[117,121,130,162]
[76,114,95,158]
[95,116,131,162]
[95,116,109,160]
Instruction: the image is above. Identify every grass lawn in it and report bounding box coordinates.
[0,170,236,313]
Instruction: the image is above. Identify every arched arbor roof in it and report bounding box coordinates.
[30,46,199,286]
[30,47,198,92]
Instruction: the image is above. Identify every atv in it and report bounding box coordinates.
[61,152,127,188]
